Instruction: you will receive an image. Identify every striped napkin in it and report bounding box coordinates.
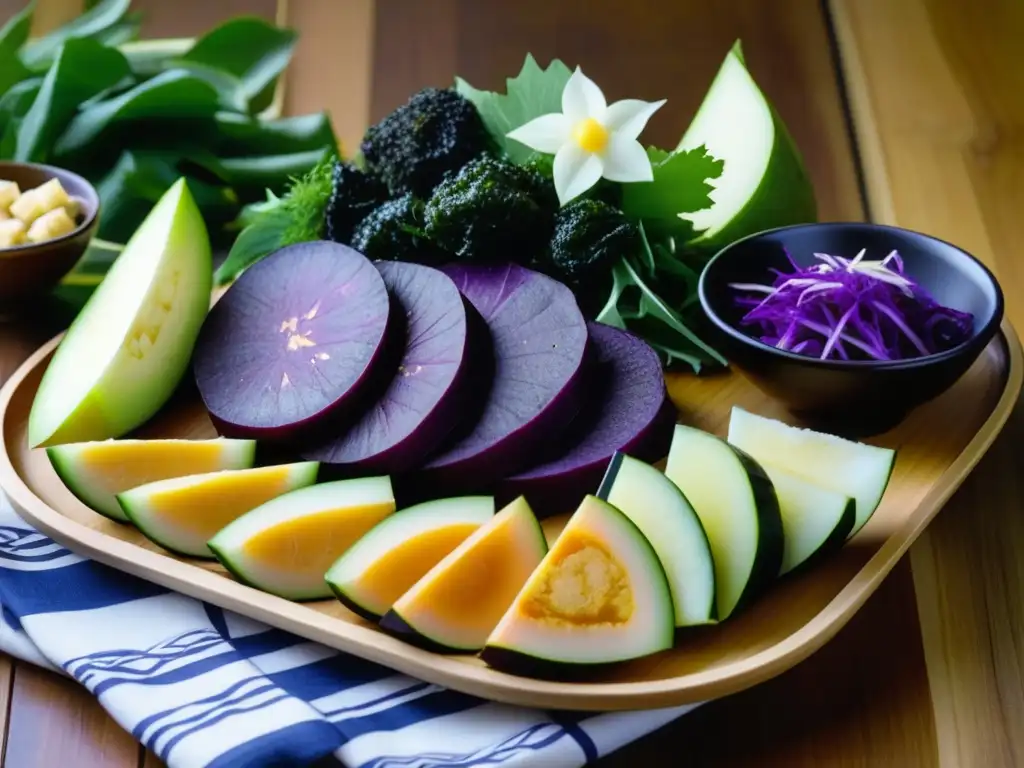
[0,490,698,768]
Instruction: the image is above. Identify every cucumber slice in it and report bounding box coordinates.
[758,465,855,575]
[597,452,716,626]
[727,407,896,537]
[46,437,256,522]
[664,424,783,620]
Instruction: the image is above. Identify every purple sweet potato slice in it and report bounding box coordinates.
[193,241,392,442]
[302,261,478,474]
[497,322,677,517]
[415,262,589,493]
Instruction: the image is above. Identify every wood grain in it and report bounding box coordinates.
[831,1,1024,766]
[4,665,137,768]
[2,0,1022,765]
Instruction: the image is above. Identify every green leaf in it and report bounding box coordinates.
[50,237,124,318]
[0,1,34,54]
[216,148,329,194]
[621,145,723,231]
[175,17,296,113]
[15,38,131,162]
[90,12,142,48]
[214,205,290,285]
[213,111,337,156]
[119,37,194,78]
[0,44,31,99]
[94,149,237,242]
[596,246,727,373]
[20,0,131,70]
[0,77,42,159]
[167,60,249,113]
[0,77,42,121]
[234,189,282,229]
[455,53,572,163]
[52,69,219,158]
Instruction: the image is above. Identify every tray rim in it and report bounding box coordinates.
[1,322,1021,711]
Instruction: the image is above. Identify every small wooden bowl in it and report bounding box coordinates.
[0,161,100,304]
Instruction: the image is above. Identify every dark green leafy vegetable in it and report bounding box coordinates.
[0,3,336,249]
[214,151,338,284]
[216,148,330,196]
[0,1,33,54]
[173,16,295,114]
[0,46,30,99]
[350,193,442,263]
[361,87,492,196]
[423,154,556,264]
[324,161,390,245]
[548,198,640,293]
[94,150,236,242]
[213,111,335,156]
[20,0,131,70]
[596,226,728,371]
[14,38,130,162]
[52,69,220,158]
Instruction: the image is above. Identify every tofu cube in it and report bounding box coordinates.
[0,219,27,248]
[0,180,19,212]
[9,190,45,225]
[27,206,77,243]
[64,195,84,222]
[11,178,70,225]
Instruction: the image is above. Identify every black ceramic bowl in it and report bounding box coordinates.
[698,222,1004,437]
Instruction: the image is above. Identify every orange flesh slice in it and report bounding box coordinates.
[147,466,296,539]
[241,502,394,575]
[396,511,543,635]
[80,442,230,494]
[355,523,480,610]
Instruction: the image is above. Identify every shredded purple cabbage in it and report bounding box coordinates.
[729,248,974,361]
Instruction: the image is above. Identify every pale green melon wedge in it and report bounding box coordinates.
[29,178,212,448]
[678,41,817,254]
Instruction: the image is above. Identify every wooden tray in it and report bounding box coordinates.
[1,326,1020,711]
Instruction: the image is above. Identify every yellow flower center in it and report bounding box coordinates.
[572,117,609,153]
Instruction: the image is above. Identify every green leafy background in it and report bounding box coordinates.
[0,0,337,249]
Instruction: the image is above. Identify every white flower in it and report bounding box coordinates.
[506,67,666,206]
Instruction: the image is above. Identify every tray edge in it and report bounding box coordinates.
[0,321,1020,711]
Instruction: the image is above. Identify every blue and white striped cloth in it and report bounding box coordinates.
[0,490,699,768]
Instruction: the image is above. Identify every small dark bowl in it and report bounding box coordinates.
[698,222,1004,437]
[0,161,100,304]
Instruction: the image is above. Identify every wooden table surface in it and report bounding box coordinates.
[0,0,1021,765]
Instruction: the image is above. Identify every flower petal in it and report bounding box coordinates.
[553,143,604,205]
[603,98,666,140]
[562,67,607,123]
[506,113,571,154]
[601,135,654,183]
